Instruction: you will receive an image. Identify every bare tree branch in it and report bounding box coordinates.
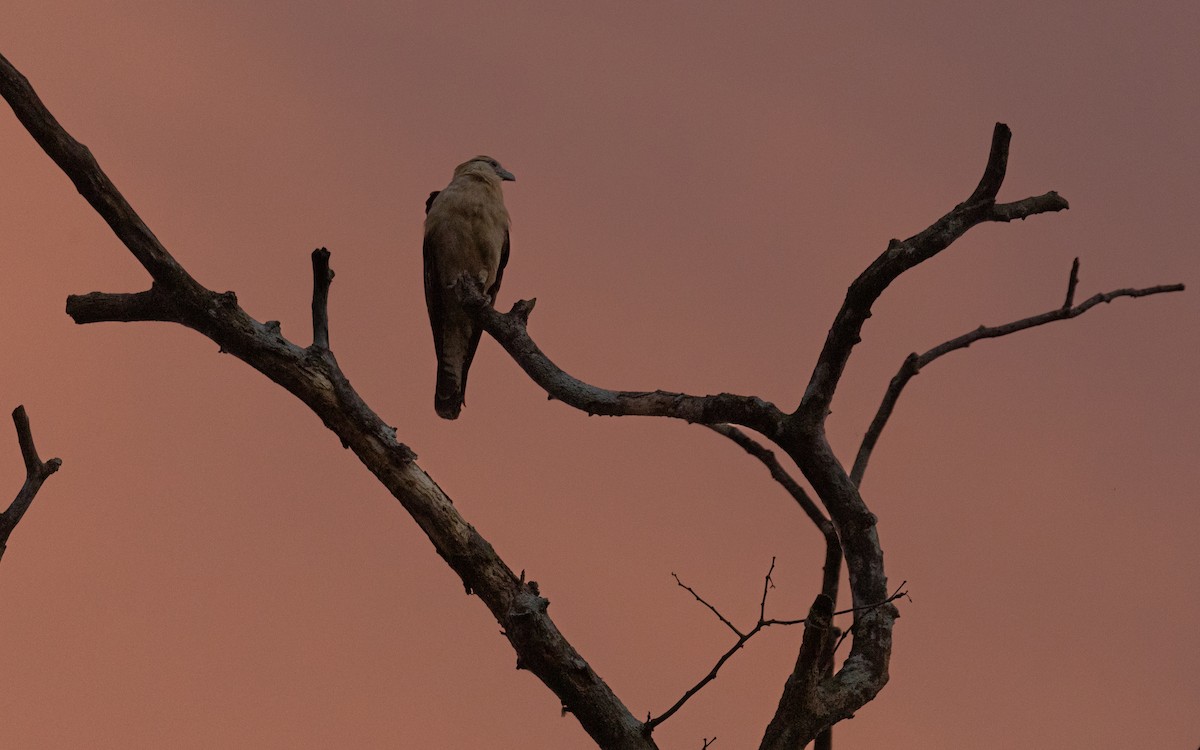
[461,280,787,438]
[3,47,1182,749]
[0,53,202,296]
[705,425,841,603]
[672,572,745,638]
[833,581,909,619]
[850,259,1185,486]
[758,593,838,747]
[460,124,1095,747]
[647,563,808,733]
[792,123,1069,432]
[0,50,658,750]
[0,406,62,564]
[758,123,1066,750]
[311,247,333,351]
[1063,257,1081,309]
[699,429,849,750]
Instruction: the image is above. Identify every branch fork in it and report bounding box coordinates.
[1,46,1184,749]
[0,406,62,564]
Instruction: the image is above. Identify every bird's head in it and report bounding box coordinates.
[454,155,516,183]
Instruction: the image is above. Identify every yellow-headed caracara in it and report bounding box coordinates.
[423,156,515,419]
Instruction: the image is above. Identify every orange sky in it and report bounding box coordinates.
[1,3,1197,748]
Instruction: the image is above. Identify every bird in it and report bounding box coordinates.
[422,155,515,419]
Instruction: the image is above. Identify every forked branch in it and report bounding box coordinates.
[851,258,1185,486]
[2,44,1184,750]
[0,406,62,564]
[646,561,808,733]
[1,50,656,750]
[705,424,840,601]
[792,123,1070,431]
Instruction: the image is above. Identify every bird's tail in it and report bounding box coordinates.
[434,367,463,420]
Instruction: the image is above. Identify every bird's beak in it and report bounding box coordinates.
[497,167,516,182]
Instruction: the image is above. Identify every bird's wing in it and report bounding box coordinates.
[422,229,445,362]
[456,228,509,407]
[424,191,440,215]
[487,228,510,302]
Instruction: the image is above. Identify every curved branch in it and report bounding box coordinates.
[851,259,1185,486]
[1,50,656,750]
[705,425,840,602]
[792,123,1070,431]
[0,406,62,564]
[754,127,1075,745]
[464,284,787,438]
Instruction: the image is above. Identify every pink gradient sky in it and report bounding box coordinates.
[2,3,1197,748]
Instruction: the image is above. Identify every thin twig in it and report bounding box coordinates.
[759,556,776,622]
[851,261,1184,486]
[833,581,909,618]
[704,425,841,604]
[648,561,830,734]
[1063,257,1081,309]
[645,629,757,733]
[672,573,744,637]
[828,581,910,664]
[704,426,825,528]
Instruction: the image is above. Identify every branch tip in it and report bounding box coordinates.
[2,405,61,562]
[1064,257,1081,309]
[852,275,1183,487]
[311,247,333,350]
[967,122,1012,204]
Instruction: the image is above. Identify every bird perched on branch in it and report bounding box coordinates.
[423,156,515,419]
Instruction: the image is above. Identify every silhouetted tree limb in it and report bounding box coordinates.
[791,124,1069,433]
[2,45,1184,749]
[646,561,807,733]
[0,50,657,750]
[850,258,1185,487]
[0,406,62,565]
[462,287,787,438]
[705,425,841,602]
[467,123,1180,747]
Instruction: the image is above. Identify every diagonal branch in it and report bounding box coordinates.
[672,572,745,638]
[705,425,840,602]
[792,123,1069,431]
[758,123,1068,750]
[0,54,200,294]
[647,562,807,734]
[851,259,1185,486]
[699,429,844,750]
[0,406,62,564]
[1,50,657,750]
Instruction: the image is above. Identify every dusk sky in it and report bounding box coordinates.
[1,3,1197,748]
